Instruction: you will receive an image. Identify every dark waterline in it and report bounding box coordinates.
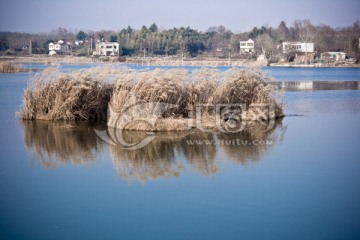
[0,68,360,240]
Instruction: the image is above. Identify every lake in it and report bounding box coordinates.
[0,65,360,240]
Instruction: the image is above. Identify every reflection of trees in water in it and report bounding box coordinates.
[22,121,101,168]
[22,120,286,181]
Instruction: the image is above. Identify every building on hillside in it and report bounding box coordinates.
[93,42,119,56]
[48,40,70,55]
[239,39,254,54]
[320,52,346,61]
[282,41,314,54]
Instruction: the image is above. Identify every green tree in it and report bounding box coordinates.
[275,21,289,42]
[77,31,87,40]
[149,23,158,32]
[110,35,117,42]
[0,35,9,51]
[249,26,270,39]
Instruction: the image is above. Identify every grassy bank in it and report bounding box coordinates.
[0,61,25,73]
[21,67,283,131]
[5,55,267,67]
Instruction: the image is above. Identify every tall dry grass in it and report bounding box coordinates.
[109,67,283,130]
[22,67,283,131]
[0,61,25,73]
[21,68,113,121]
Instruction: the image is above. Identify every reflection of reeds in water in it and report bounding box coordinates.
[180,133,218,175]
[110,130,219,181]
[110,131,186,182]
[22,121,101,168]
[218,119,286,164]
[109,123,286,181]
[22,120,286,181]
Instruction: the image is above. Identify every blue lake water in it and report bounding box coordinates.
[0,66,360,240]
[23,62,360,81]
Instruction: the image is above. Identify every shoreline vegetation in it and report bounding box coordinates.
[21,67,284,132]
[0,61,25,73]
[2,55,268,67]
[1,55,359,68]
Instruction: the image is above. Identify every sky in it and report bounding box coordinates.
[0,0,359,33]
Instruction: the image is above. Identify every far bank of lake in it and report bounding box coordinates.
[2,55,360,68]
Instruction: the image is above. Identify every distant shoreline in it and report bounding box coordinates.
[1,55,359,68]
[270,62,360,68]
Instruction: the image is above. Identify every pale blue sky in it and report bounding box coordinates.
[0,0,359,33]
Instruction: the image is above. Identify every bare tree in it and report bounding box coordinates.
[294,19,316,43]
[255,34,277,58]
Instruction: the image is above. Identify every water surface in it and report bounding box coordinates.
[0,68,359,240]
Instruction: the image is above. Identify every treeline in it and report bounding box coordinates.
[1,20,360,59]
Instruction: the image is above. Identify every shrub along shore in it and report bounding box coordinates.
[21,67,283,131]
[0,61,25,73]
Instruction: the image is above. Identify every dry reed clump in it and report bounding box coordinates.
[0,61,25,73]
[188,68,218,112]
[21,67,283,130]
[109,67,283,131]
[211,69,282,110]
[110,68,189,117]
[21,68,114,122]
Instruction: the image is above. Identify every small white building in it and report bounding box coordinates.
[282,41,314,53]
[75,40,84,46]
[320,52,346,61]
[94,42,119,56]
[48,40,70,55]
[240,39,254,54]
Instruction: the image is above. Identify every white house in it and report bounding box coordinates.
[282,41,314,54]
[94,42,119,56]
[320,52,346,61]
[240,39,254,54]
[74,40,84,46]
[48,40,70,55]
